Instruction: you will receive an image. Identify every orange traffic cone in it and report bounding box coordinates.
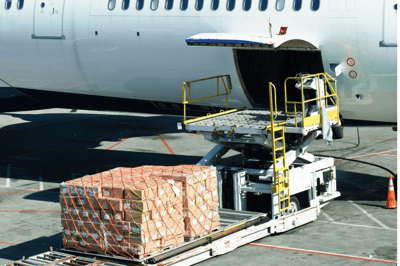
[386,175,397,209]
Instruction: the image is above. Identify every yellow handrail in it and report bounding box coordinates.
[284,72,340,128]
[269,82,278,120]
[182,75,232,124]
[266,82,288,131]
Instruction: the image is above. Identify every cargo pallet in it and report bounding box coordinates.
[8,73,341,266]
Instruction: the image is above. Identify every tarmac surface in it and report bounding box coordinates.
[0,108,397,265]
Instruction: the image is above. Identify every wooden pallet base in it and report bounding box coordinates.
[89,249,108,255]
[64,239,184,260]
[64,246,108,255]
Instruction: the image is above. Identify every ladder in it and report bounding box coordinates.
[268,82,290,212]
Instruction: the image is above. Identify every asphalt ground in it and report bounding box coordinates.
[0,108,397,265]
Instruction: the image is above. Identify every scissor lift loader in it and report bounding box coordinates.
[178,73,341,219]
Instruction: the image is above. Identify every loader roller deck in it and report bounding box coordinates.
[216,208,267,228]
[181,73,340,137]
[184,109,294,134]
[8,209,267,266]
[182,107,339,136]
[9,205,327,266]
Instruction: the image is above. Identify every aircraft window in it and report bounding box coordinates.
[151,0,159,9]
[195,0,203,10]
[276,0,285,11]
[180,0,188,10]
[395,4,397,10]
[122,0,130,9]
[5,0,11,10]
[227,0,235,11]
[259,0,268,11]
[243,0,251,11]
[293,0,301,10]
[137,0,144,10]
[108,0,116,10]
[311,0,319,11]
[17,0,23,9]
[165,0,173,10]
[211,0,219,10]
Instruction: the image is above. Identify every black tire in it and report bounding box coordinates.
[332,125,344,139]
[284,196,300,215]
[290,196,300,212]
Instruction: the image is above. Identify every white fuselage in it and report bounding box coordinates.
[0,0,397,122]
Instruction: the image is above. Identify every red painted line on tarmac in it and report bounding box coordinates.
[153,128,181,164]
[380,151,397,156]
[0,190,41,195]
[335,149,397,161]
[0,241,46,250]
[106,129,143,150]
[0,210,61,213]
[248,243,397,264]
[107,138,130,150]
[192,133,204,136]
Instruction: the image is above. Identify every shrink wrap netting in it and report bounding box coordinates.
[60,165,219,258]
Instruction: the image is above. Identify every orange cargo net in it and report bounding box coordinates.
[60,165,219,258]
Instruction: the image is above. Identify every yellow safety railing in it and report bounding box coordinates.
[266,83,287,130]
[182,75,243,125]
[269,82,290,212]
[269,82,278,120]
[284,72,340,128]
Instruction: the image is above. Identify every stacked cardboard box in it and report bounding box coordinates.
[151,165,220,240]
[60,165,220,257]
[60,167,184,257]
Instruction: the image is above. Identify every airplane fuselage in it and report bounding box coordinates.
[0,0,397,122]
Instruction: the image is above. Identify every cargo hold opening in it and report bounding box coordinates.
[235,49,324,111]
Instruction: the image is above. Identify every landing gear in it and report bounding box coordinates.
[332,125,344,139]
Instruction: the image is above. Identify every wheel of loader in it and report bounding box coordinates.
[285,196,300,215]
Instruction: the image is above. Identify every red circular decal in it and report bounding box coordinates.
[349,70,357,79]
[347,58,355,66]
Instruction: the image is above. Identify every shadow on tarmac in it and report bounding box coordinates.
[0,233,62,261]
[23,188,60,203]
[0,111,393,206]
[335,170,389,203]
[0,111,203,199]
